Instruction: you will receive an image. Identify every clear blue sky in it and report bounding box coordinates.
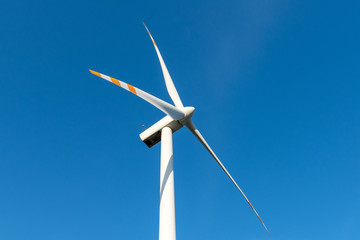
[1,1,359,239]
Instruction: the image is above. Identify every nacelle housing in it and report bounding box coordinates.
[139,115,183,148]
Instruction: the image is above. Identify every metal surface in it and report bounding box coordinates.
[159,127,176,240]
[140,115,183,148]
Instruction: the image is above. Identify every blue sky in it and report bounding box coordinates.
[1,0,359,239]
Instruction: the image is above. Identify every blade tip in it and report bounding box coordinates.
[142,22,149,32]
[263,224,271,237]
[89,69,101,77]
[142,23,154,44]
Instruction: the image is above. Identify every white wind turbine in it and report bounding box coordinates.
[89,23,270,239]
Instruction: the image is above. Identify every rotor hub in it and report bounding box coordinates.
[179,106,195,123]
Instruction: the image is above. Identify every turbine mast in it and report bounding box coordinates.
[159,127,176,240]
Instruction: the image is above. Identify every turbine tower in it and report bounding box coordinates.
[89,24,270,239]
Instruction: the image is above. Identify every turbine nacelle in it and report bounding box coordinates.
[139,115,183,148]
[139,106,194,148]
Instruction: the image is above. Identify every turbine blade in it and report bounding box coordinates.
[185,120,271,237]
[89,70,185,120]
[143,23,184,109]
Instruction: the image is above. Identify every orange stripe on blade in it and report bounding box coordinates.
[89,69,101,77]
[127,84,137,95]
[110,77,121,86]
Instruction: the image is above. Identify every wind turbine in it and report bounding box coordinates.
[89,24,270,239]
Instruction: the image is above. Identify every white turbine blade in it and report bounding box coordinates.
[143,23,184,109]
[89,70,185,120]
[185,121,271,236]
